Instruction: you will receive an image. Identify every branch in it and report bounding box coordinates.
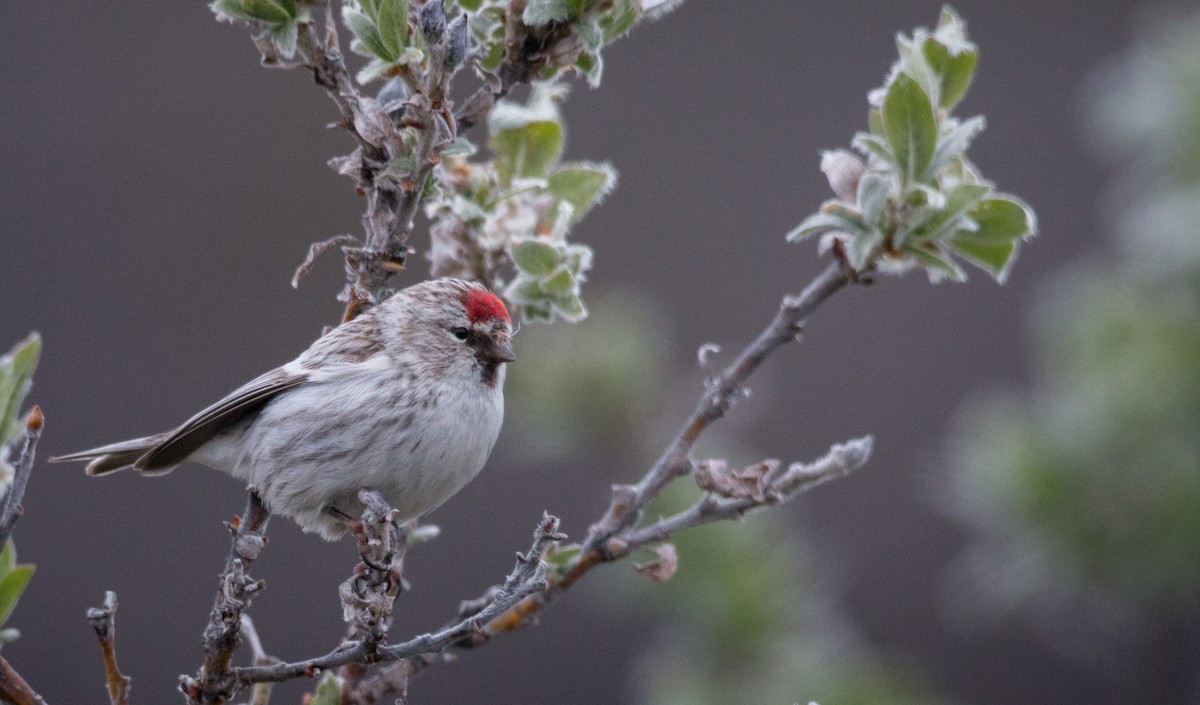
[461,261,860,642]
[0,656,46,705]
[180,492,271,704]
[0,406,43,547]
[87,591,132,705]
[233,514,559,686]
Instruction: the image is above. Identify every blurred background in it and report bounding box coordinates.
[2,1,1198,703]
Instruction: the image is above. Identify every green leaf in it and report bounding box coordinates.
[882,73,937,187]
[786,209,868,243]
[553,292,587,322]
[523,0,572,25]
[574,51,603,87]
[0,334,40,446]
[0,541,14,575]
[270,20,299,59]
[308,672,344,705]
[548,163,617,222]
[851,132,892,163]
[511,240,562,276]
[541,267,576,296]
[457,0,484,10]
[856,172,892,224]
[905,244,967,283]
[952,239,1017,280]
[0,562,33,627]
[867,107,885,137]
[600,0,639,40]
[243,0,293,22]
[344,8,395,61]
[440,137,477,157]
[951,197,1036,281]
[376,0,408,58]
[572,18,603,51]
[924,37,977,109]
[491,120,564,185]
[957,198,1035,242]
[488,88,566,185]
[926,115,985,179]
[908,183,990,243]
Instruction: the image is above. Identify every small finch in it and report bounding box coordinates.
[52,278,515,540]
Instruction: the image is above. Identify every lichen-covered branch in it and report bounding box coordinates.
[180,492,270,704]
[232,513,559,686]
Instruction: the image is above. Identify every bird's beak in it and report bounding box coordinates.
[488,337,516,363]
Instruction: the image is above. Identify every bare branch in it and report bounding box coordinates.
[87,591,132,705]
[0,656,46,705]
[180,492,270,704]
[234,514,559,686]
[0,405,43,547]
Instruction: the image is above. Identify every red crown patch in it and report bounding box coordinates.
[464,288,511,324]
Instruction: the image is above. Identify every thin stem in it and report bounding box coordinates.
[87,591,132,705]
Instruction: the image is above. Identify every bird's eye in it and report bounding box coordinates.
[452,327,470,341]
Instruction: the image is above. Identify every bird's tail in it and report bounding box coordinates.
[50,433,173,476]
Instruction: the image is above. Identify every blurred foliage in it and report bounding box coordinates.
[610,483,942,705]
[789,7,1036,283]
[947,7,1200,629]
[505,291,667,456]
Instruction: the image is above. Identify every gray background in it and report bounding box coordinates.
[0,1,1177,703]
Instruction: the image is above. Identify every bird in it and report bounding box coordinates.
[52,278,515,540]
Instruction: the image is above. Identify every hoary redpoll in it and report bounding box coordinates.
[53,278,515,540]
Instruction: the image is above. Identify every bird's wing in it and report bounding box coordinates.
[134,367,307,472]
[136,310,391,471]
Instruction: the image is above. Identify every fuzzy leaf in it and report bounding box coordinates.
[491,121,564,185]
[376,0,409,58]
[951,197,1036,281]
[882,73,937,186]
[511,240,562,276]
[908,183,990,243]
[344,8,395,61]
[553,292,587,322]
[541,267,576,296]
[0,334,40,445]
[856,171,892,224]
[0,543,33,628]
[440,137,477,157]
[212,0,294,23]
[926,115,985,179]
[957,197,1035,243]
[905,244,967,283]
[924,38,977,109]
[308,672,344,705]
[600,0,639,41]
[786,209,867,242]
[548,163,616,222]
[523,0,572,25]
[952,239,1016,279]
[270,20,299,58]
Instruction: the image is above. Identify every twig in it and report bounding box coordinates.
[0,656,46,705]
[234,514,559,686]
[462,261,856,641]
[0,406,43,547]
[87,591,132,705]
[238,616,278,705]
[181,492,271,704]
